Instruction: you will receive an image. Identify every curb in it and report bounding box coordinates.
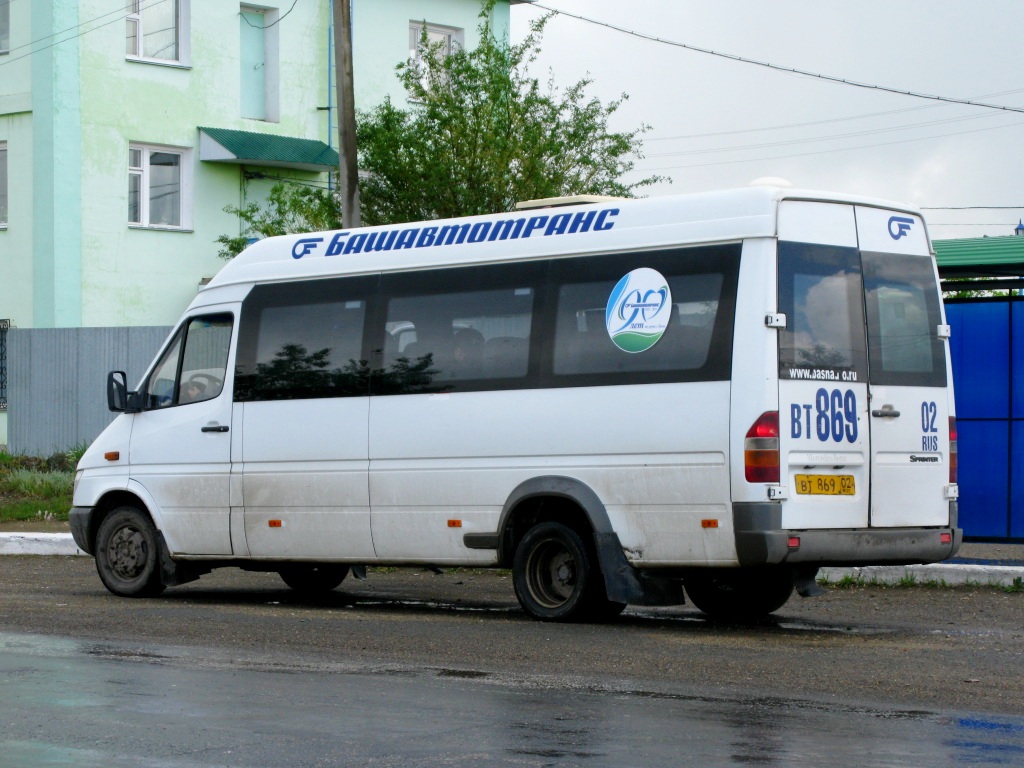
[1,534,1022,587]
[820,564,1023,589]
[0,533,88,557]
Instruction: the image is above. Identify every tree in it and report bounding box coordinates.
[216,1,662,257]
[358,1,663,225]
[216,182,340,260]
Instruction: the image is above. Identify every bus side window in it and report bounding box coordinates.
[144,313,233,409]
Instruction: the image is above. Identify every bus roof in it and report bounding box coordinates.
[204,186,923,292]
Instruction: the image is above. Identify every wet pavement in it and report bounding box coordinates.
[3,631,1024,767]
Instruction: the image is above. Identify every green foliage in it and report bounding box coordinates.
[0,445,85,522]
[0,469,74,499]
[217,182,342,260]
[357,1,664,225]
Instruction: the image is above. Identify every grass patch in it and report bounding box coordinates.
[818,572,1020,592]
[0,445,85,523]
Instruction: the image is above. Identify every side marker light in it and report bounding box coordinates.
[104,451,120,461]
[788,536,801,549]
[269,520,282,528]
[701,519,719,529]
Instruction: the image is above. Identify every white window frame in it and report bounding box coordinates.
[0,143,7,228]
[408,20,463,91]
[126,0,191,66]
[128,143,193,231]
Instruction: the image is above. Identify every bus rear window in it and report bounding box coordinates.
[778,242,867,382]
[862,251,946,387]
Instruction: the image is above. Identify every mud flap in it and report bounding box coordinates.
[156,531,207,587]
[594,532,685,606]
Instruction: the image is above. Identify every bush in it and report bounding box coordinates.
[0,444,86,523]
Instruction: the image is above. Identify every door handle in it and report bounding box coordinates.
[871,406,900,418]
[201,424,229,433]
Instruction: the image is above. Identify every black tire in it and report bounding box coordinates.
[278,564,349,593]
[684,567,794,620]
[94,506,166,598]
[512,522,624,622]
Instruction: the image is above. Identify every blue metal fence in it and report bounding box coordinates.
[946,297,1023,540]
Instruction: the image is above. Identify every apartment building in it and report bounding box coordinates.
[0,0,519,444]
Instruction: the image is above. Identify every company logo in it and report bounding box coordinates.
[888,216,915,240]
[292,237,324,259]
[288,208,620,260]
[606,268,673,353]
[910,455,940,463]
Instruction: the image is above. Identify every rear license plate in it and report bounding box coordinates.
[794,474,855,496]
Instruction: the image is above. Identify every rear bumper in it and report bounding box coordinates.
[734,502,962,567]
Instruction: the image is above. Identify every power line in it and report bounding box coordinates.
[530,3,1024,116]
[240,0,300,31]
[638,118,1022,172]
[646,87,1024,143]
[644,113,1022,160]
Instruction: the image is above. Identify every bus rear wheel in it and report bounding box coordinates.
[278,564,349,593]
[684,567,794,620]
[513,521,624,622]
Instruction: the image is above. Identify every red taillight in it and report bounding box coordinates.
[745,411,780,483]
[949,416,958,484]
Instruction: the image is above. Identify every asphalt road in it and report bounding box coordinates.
[2,556,1022,717]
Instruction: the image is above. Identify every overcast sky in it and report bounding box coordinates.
[510,1,1024,241]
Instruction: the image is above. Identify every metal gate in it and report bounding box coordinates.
[946,297,1023,540]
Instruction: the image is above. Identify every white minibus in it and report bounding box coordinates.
[71,186,960,621]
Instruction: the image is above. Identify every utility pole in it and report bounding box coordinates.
[332,0,360,227]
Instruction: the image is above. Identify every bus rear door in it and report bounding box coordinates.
[776,202,870,530]
[855,206,953,528]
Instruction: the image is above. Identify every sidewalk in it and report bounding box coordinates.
[1,525,1021,588]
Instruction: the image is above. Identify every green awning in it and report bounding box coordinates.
[934,236,1024,278]
[198,127,339,172]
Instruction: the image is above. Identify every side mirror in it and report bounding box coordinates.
[107,371,140,413]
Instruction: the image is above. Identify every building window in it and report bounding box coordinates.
[128,144,191,229]
[408,21,463,89]
[0,1,10,54]
[127,0,189,64]
[240,5,279,122]
[0,144,7,227]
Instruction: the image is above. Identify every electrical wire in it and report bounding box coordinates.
[529,3,1024,116]
[638,118,1022,172]
[240,0,300,31]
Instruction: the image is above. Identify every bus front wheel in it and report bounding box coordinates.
[684,567,794,620]
[95,506,166,598]
[513,521,624,622]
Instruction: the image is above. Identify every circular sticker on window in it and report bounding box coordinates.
[606,268,673,353]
